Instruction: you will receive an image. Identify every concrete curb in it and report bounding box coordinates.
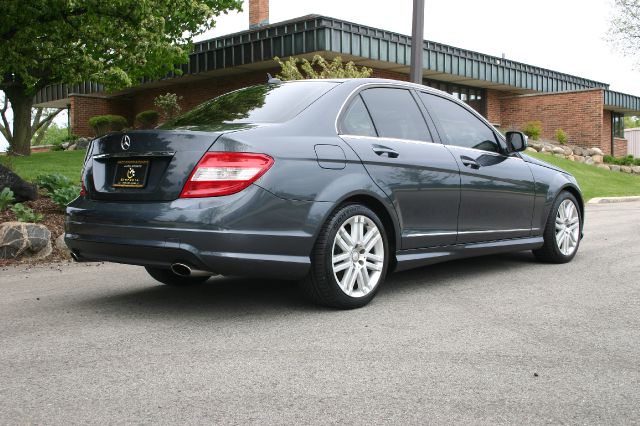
[588,196,640,204]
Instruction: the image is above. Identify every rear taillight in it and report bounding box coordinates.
[180,152,274,198]
[79,181,87,197]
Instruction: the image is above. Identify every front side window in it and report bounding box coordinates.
[360,88,432,142]
[419,92,499,153]
[340,95,377,137]
[161,82,338,130]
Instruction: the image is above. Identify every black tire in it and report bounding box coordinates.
[533,191,582,263]
[145,266,210,286]
[300,203,390,309]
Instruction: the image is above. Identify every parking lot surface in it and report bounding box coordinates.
[1,202,639,425]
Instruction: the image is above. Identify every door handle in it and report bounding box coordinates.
[372,145,399,158]
[460,155,480,169]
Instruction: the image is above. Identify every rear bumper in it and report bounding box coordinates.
[65,185,329,279]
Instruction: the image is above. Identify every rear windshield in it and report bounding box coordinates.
[160,81,338,130]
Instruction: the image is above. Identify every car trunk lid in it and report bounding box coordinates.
[85,130,227,201]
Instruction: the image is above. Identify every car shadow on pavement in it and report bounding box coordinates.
[72,251,537,317]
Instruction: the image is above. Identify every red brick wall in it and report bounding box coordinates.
[613,138,628,157]
[70,95,133,138]
[249,0,269,28]
[500,89,606,152]
[485,89,503,125]
[602,109,612,154]
[371,69,409,81]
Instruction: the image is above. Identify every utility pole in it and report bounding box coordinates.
[410,0,425,84]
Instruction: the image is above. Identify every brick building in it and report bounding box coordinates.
[34,0,640,156]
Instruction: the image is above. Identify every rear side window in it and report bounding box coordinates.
[161,82,338,130]
[340,95,377,137]
[419,92,499,153]
[360,88,432,142]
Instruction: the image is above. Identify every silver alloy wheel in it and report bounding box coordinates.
[331,215,385,298]
[555,199,580,256]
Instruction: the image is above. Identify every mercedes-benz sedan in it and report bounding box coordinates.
[66,78,584,308]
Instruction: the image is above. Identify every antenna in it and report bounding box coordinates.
[267,73,282,85]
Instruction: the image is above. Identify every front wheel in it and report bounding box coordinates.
[301,204,389,309]
[533,191,582,263]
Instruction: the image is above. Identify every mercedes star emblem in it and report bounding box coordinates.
[121,134,131,150]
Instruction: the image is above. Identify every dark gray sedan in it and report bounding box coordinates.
[66,78,584,308]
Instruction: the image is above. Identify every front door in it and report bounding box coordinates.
[419,91,535,243]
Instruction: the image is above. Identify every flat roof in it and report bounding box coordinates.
[35,14,640,113]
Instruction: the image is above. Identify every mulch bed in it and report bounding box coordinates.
[0,196,73,267]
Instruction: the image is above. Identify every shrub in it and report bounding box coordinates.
[11,203,43,223]
[0,187,15,211]
[135,110,160,129]
[274,55,373,80]
[555,128,568,145]
[88,114,128,136]
[154,93,183,120]
[36,173,73,194]
[51,186,80,209]
[522,121,542,140]
[603,155,640,166]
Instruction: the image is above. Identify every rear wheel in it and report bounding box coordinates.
[301,204,389,309]
[145,267,210,286]
[533,191,582,263]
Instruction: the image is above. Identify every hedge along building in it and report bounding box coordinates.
[33,0,640,157]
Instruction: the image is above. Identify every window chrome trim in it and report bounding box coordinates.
[340,134,441,147]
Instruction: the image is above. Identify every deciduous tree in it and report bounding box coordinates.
[0,0,242,155]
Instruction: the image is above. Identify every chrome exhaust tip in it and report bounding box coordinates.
[70,251,87,262]
[171,263,213,277]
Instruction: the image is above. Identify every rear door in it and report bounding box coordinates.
[418,91,535,243]
[339,87,461,249]
[85,130,225,201]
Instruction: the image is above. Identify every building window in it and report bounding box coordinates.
[612,113,624,139]
[423,78,486,117]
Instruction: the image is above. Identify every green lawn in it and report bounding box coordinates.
[0,150,86,182]
[528,152,640,201]
[1,149,639,201]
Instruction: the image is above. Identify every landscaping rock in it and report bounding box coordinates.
[530,142,543,152]
[588,147,604,156]
[526,147,537,153]
[620,166,632,173]
[55,234,72,259]
[585,157,595,165]
[632,166,640,175]
[573,147,584,156]
[563,147,573,155]
[592,155,604,164]
[0,164,38,202]
[67,143,77,151]
[574,156,585,163]
[0,222,52,260]
[610,165,621,172]
[567,155,575,161]
[597,164,610,171]
[552,147,565,155]
[61,142,70,150]
[75,138,90,150]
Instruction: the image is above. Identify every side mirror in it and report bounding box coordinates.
[506,131,528,152]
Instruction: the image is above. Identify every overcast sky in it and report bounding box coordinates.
[1,0,638,152]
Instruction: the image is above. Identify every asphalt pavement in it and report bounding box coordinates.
[1,202,639,425]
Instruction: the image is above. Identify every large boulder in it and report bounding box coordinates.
[632,166,640,175]
[610,165,621,172]
[592,155,604,164]
[588,147,604,156]
[0,165,37,202]
[0,222,52,260]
